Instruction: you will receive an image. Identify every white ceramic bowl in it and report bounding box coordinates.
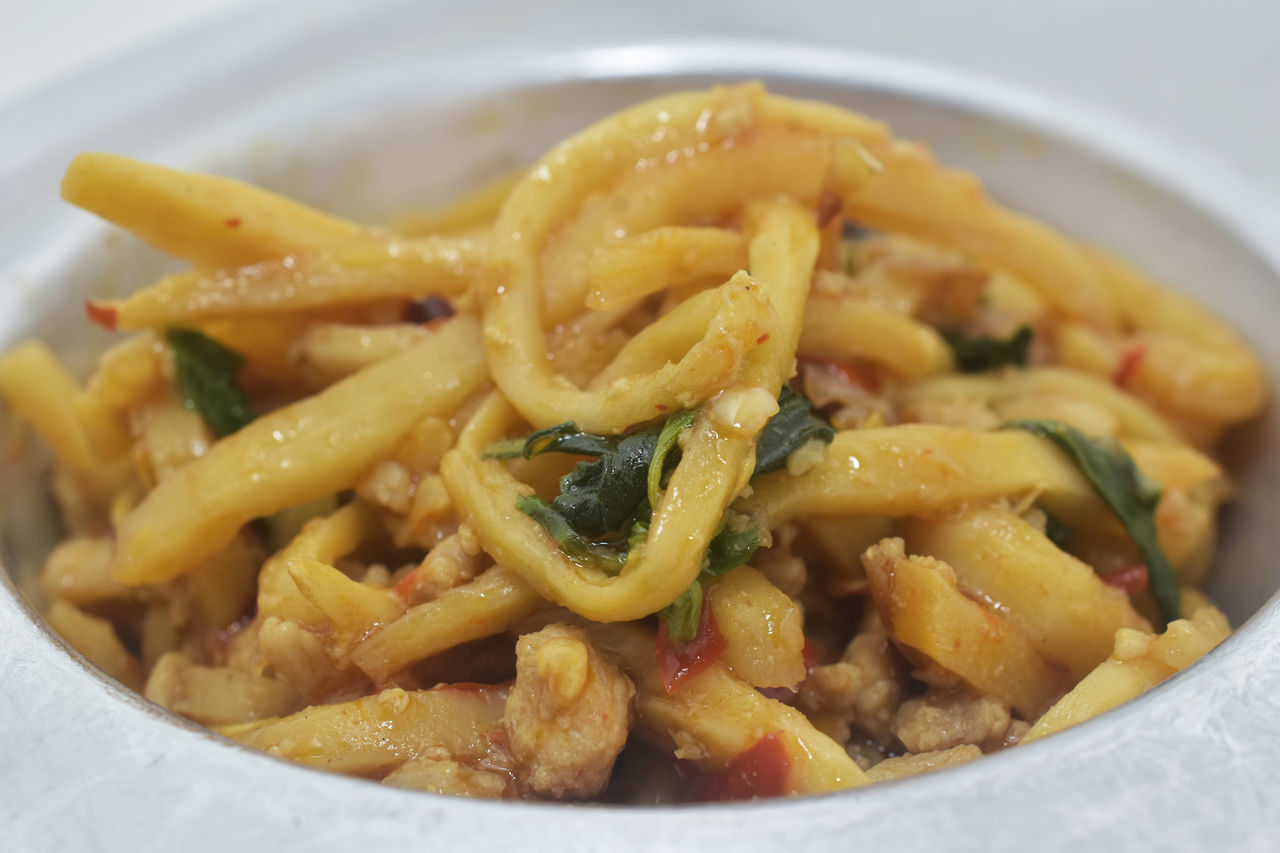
[2,24,1278,853]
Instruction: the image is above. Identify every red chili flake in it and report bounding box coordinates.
[655,404,669,412]
[756,333,771,345]
[224,217,242,228]
[695,732,792,801]
[1112,346,1147,388]
[84,301,118,331]
[656,600,726,695]
[800,355,882,393]
[434,681,495,694]
[816,190,844,228]
[393,568,420,601]
[801,637,818,672]
[1102,563,1149,596]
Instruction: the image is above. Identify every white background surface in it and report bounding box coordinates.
[4,0,1279,204]
[0,0,267,108]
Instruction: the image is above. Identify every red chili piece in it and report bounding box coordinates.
[695,731,792,801]
[1112,346,1147,388]
[1102,562,1149,596]
[801,636,818,671]
[800,356,882,393]
[224,217,242,228]
[656,600,726,695]
[435,681,497,693]
[84,301,118,331]
[393,569,419,601]
[816,191,844,228]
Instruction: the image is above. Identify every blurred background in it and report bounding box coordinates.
[3,0,1277,198]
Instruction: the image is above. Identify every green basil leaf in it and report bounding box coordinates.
[166,327,255,438]
[659,581,703,645]
[943,325,1034,373]
[627,518,650,554]
[479,438,528,460]
[502,390,827,598]
[523,422,615,458]
[1004,418,1181,624]
[753,386,835,476]
[704,524,760,577]
[648,409,698,510]
[483,421,614,460]
[516,494,627,576]
[552,430,658,538]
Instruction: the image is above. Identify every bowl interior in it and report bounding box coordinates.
[4,71,1278,622]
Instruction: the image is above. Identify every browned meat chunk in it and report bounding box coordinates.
[894,687,1011,753]
[503,623,635,798]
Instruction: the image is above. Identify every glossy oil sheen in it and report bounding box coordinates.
[1,42,1278,853]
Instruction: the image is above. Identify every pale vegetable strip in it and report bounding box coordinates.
[568,272,773,432]
[91,237,485,329]
[862,538,1072,718]
[585,226,747,310]
[841,140,1117,326]
[1086,247,1265,423]
[62,152,365,269]
[799,291,955,379]
[0,342,105,479]
[1025,603,1230,742]
[293,323,432,385]
[351,565,542,681]
[537,125,834,330]
[902,506,1151,681]
[590,622,868,794]
[132,397,212,484]
[0,341,132,499]
[749,424,1220,532]
[45,600,144,690]
[758,92,1116,324]
[709,566,807,689]
[82,332,167,413]
[39,539,129,607]
[585,279,769,391]
[222,684,510,775]
[286,556,405,647]
[898,367,1182,443]
[256,501,386,626]
[111,318,486,584]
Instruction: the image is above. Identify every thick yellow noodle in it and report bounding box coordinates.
[5,83,1260,804]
